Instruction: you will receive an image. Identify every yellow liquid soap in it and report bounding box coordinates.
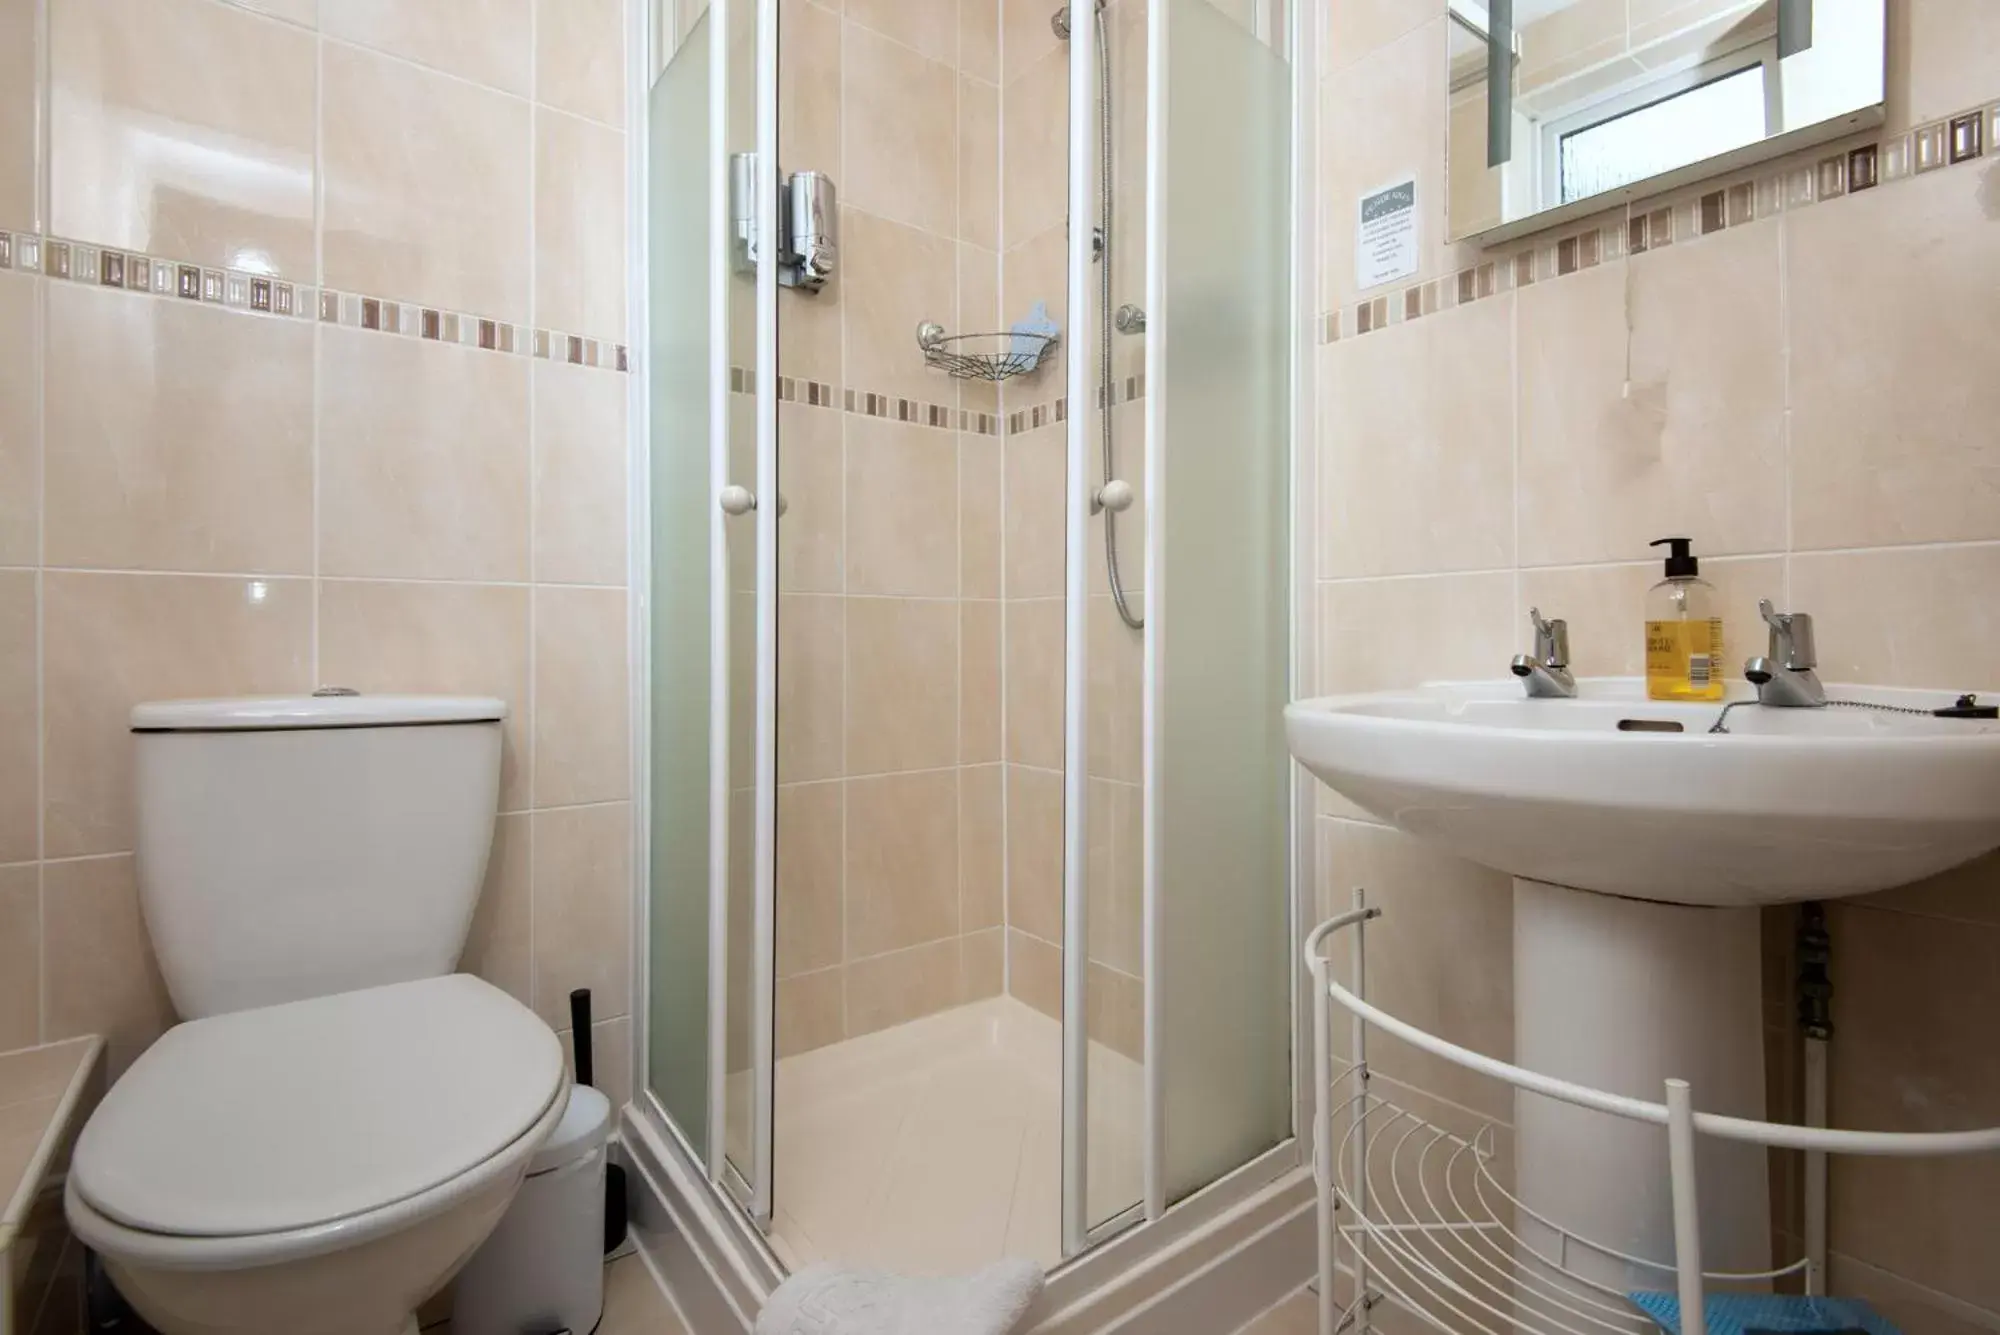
[1644,538,1726,702]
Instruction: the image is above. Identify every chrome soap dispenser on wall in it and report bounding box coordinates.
[728,154,837,293]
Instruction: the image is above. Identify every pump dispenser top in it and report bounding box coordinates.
[1644,537,1724,701]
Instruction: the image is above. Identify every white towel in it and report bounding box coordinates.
[755,1260,1044,1335]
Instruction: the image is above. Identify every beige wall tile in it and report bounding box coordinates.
[1004,424,1066,598]
[842,209,958,406]
[1519,223,1786,566]
[1006,764,1062,943]
[845,417,959,596]
[778,594,845,782]
[1087,961,1142,1063]
[1319,296,1514,578]
[1002,47,1066,247]
[323,40,531,321]
[1516,556,1782,681]
[846,937,963,1036]
[1319,818,1516,1121]
[324,0,530,93]
[844,24,958,237]
[961,0,1001,83]
[959,77,1001,252]
[0,273,36,567]
[0,864,36,1050]
[231,0,317,24]
[1087,596,1141,783]
[960,434,1003,598]
[1004,597,1064,769]
[534,360,630,587]
[1088,779,1142,976]
[845,597,958,775]
[537,110,628,339]
[319,328,531,581]
[1825,1249,2000,1335]
[1859,850,2000,930]
[318,580,533,812]
[1000,0,1061,76]
[1320,21,1446,310]
[50,0,315,275]
[1317,572,1514,696]
[1827,903,2000,1311]
[531,801,632,1025]
[777,781,843,977]
[961,600,1002,763]
[1007,926,1060,1021]
[847,770,959,957]
[962,928,1003,1000]
[847,0,957,62]
[43,572,310,858]
[779,403,844,595]
[1886,0,2000,131]
[537,0,625,126]
[44,284,314,574]
[1791,545,2000,690]
[960,763,1004,931]
[533,586,630,807]
[1326,0,1438,72]
[0,0,33,230]
[43,855,176,1076]
[462,811,532,1005]
[779,0,841,177]
[778,967,846,1056]
[0,573,34,865]
[1790,169,2000,552]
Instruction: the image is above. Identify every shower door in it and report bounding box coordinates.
[641,0,780,1229]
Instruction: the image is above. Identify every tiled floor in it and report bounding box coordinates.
[427,1254,686,1335]
[765,996,1144,1276]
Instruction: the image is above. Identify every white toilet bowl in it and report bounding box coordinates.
[66,975,567,1335]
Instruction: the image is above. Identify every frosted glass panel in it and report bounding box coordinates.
[645,11,714,1157]
[1156,0,1292,1207]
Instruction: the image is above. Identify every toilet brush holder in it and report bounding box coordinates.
[568,989,629,1253]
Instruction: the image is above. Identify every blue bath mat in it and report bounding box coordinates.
[1628,1292,1900,1335]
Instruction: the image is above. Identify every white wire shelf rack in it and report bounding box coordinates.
[1305,900,2000,1335]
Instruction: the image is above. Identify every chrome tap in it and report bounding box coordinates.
[1511,608,1576,699]
[1744,600,1826,707]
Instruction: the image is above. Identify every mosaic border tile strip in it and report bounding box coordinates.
[732,367,1002,436]
[0,230,629,374]
[1006,373,1148,436]
[1319,98,2000,344]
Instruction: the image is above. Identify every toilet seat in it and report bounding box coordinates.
[70,975,564,1260]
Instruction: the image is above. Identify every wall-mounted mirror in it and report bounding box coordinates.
[1447,0,1885,244]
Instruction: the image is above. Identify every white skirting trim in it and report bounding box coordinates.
[618,1100,1315,1335]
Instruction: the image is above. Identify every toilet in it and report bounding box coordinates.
[64,694,571,1335]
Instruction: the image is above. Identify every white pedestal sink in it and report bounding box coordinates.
[1287,678,2000,1290]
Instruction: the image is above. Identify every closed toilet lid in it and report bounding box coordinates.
[72,975,564,1238]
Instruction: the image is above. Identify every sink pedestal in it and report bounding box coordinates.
[1513,879,1772,1292]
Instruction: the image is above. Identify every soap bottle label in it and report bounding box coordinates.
[1646,619,1725,698]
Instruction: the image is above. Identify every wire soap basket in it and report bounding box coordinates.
[917,321,1057,382]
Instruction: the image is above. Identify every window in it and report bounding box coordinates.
[1540,44,1777,207]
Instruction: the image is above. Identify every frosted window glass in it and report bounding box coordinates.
[1559,66,1766,203]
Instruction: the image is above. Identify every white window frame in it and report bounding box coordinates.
[1537,37,1780,209]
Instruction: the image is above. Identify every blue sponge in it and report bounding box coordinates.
[1628,1292,1901,1335]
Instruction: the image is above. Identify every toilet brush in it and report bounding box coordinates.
[568,988,629,1253]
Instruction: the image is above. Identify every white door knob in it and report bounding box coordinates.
[718,484,757,515]
[1096,479,1135,514]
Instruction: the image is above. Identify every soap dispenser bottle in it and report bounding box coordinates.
[1645,537,1725,702]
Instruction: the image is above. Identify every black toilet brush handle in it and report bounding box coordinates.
[569,988,594,1088]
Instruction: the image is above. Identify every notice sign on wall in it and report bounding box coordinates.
[1356,178,1419,291]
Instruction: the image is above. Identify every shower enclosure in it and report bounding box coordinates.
[635,0,1305,1278]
